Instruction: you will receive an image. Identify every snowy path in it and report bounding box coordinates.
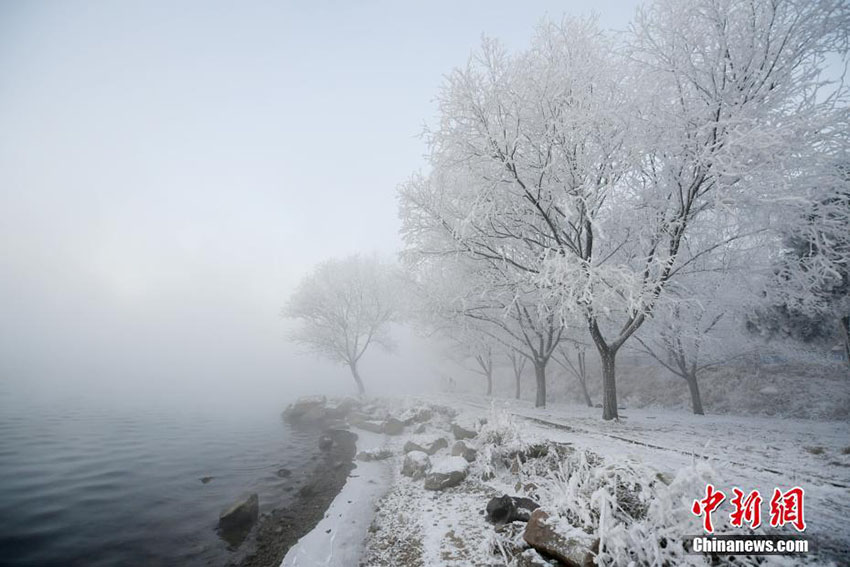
[451,396,850,560]
[280,430,393,567]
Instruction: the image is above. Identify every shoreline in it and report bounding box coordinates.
[280,428,392,566]
[230,426,358,567]
[273,395,850,566]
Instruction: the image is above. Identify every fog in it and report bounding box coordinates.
[0,1,643,414]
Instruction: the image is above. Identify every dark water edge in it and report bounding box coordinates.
[230,427,357,567]
[0,397,345,567]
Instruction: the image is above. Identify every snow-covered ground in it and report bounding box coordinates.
[283,396,850,566]
[280,430,393,567]
[453,397,850,561]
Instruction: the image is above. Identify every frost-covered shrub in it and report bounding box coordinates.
[533,452,803,566]
[478,404,528,459]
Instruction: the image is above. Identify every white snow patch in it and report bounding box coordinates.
[280,430,392,567]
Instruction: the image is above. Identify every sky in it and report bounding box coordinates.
[0,0,642,413]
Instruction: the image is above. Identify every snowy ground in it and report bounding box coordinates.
[453,396,850,561]
[282,396,850,566]
[280,430,393,567]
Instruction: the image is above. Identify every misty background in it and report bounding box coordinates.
[0,1,645,414]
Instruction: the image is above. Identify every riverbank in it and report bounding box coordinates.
[227,424,358,567]
[279,395,850,566]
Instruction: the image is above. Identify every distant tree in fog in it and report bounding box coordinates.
[632,245,762,414]
[508,350,526,400]
[553,344,593,408]
[282,255,400,396]
[750,167,850,367]
[403,254,563,407]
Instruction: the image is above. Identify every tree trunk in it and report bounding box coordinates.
[840,316,850,370]
[599,348,618,421]
[515,370,521,399]
[349,362,366,397]
[685,372,704,415]
[578,376,593,408]
[534,361,546,408]
[577,351,592,407]
[486,370,493,396]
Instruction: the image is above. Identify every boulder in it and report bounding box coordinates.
[452,422,477,440]
[318,434,334,451]
[349,416,385,434]
[485,494,540,524]
[517,548,556,567]
[413,423,428,434]
[356,448,393,461]
[326,397,359,419]
[423,456,469,490]
[398,407,433,426]
[382,417,405,435]
[451,440,477,462]
[218,493,259,541]
[401,450,431,479]
[523,509,597,567]
[404,435,448,456]
[282,396,327,423]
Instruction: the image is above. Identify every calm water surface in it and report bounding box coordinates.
[0,395,319,567]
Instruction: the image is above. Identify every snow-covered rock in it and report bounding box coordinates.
[382,417,406,435]
[485,494,539,524]
[349,415,385,434]
[523,509,597,567]
[356,448,393,461]
[451,440,477,462]
[398,407,433,425]
[401,450,431,479]
[282,395,327,423]
[452,422,477,440]
[423,456,469,490]
[403,434,448,455]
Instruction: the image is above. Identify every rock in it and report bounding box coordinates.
[356,448,393,461]
[398,407,433,425]
[326,397,359,419]
[349,416,385,434]
[318,434,334,451]
[200,476,214,484]
[276,468,291,478]
[401,450,431,479]
[523,509,597,567]
[485,494,540,524]
[382,417,405,435]
[218,493,259,540]
[517,548,557,567]
[423,456,469,490]
[413,423,427,434]
[404,435,449,456]
[452,422,476,440]
[427,437,449,454]
[451,440,477,462]
[282,396,327,423]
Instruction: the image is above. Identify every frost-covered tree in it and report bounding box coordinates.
[282,255,400,396]
[553,344,593,408]
[405,254,563,406]
[508,349,526,400]
[752,164,850,367]
[400,19,626,411]
[401,2,849,419]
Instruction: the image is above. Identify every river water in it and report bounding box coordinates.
[0,395,320,567]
